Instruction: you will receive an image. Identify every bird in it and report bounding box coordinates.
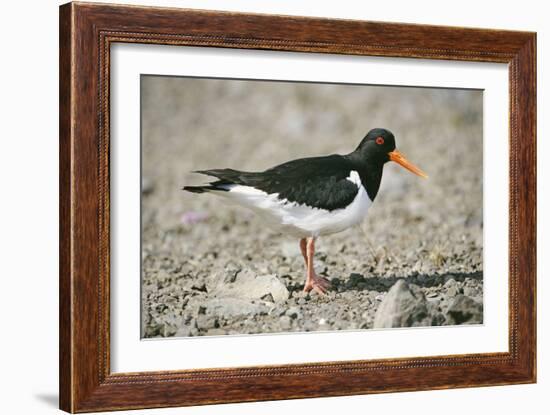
[183,128,427,295]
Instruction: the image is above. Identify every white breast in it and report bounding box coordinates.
[211,170,373,238]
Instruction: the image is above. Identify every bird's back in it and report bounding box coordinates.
[196,154,360,211]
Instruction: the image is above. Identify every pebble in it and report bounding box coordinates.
[463,286,479,297]
[280,316,292,330]
[286,306,301,319]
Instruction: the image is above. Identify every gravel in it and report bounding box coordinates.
[140,76,483,338]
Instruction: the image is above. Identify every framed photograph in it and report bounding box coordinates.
[59,2,536,412]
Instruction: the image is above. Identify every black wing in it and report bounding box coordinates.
[196,155,359,211]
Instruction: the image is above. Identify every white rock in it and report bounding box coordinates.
[213,270,290,303]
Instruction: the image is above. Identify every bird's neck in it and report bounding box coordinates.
[346,152,384,201]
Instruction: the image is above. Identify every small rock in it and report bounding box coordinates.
[445,295,483,325]
[463,286,480,297]
[196,314,215,330]
[223,267,241,284]
[286,306,301,319]
[465,278,476,286]
[444,278,460,297]
[444,278,458,288]
[175,325,192,337]
[280,316,292,330]
[431,313,446,326]
[156,269,171,283]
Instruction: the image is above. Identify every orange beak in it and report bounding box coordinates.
[388,150,428,178]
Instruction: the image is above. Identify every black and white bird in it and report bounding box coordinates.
[183,128,427,295]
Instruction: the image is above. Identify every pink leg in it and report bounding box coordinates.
[302,237,331,295]
[300,238,308,266]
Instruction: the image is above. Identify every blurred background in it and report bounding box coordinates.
[141,76,483,338]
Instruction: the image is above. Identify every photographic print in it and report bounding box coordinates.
[59,5,536,409]
[140,76,483,338]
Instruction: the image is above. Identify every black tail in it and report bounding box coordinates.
[183,170,239,194]
[182,182,230,193]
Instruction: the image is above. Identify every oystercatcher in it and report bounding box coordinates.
[183,128,427,295]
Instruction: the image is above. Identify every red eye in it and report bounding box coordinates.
[376,136,384,145]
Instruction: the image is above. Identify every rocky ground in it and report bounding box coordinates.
[140,76,483,338]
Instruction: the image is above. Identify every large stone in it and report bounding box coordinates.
[445,295,483,325]
[373,280,432,328]
[213,270,290,302]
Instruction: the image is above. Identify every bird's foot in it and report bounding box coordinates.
[303,275,331,295]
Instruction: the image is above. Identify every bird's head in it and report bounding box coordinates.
[354,128,428,178]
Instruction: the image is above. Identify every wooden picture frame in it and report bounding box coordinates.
[59,2,536,412]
